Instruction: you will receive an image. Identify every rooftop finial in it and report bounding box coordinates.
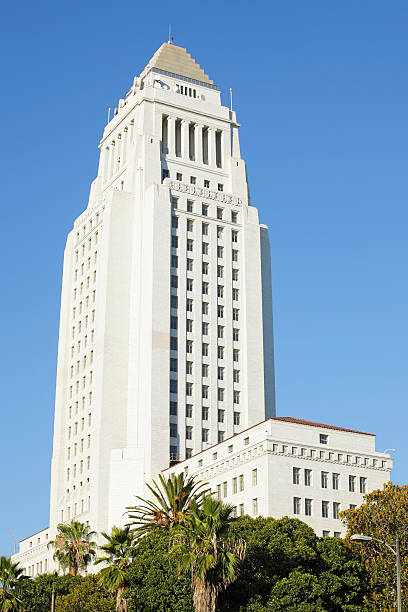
[168,24,173,44]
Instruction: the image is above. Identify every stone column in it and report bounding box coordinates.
[122,127,128,165]
[195,124,202,164]
[181,120,189,160]
[209,127,216,167]
[168,116,176,157]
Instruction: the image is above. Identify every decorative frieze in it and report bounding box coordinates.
[166,178,243,207]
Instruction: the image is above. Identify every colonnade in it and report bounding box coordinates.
[162,115,224,169]
[101,119,134,184]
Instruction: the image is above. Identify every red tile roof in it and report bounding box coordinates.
[272,416,375,436]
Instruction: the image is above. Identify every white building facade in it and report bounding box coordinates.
[165,417,392,538]
[12,42,275,575]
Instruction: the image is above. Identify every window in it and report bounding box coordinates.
[349,475,356,492]
[170,358,178,372]
[349,504,357,510]
[186,448,192,458]
[239,474,244,491]
[233,328,239,341]
[218,409,224,423]
[231,211,238,223]
[202,204,208,216]
[170,380,178,394]
[161,168,169,182]
[218,183,223,192]
[233,348,240,362]
[322,530,330,537]
[216,484,221,500]
[223,481,228,497]
[202,406,209,420]
[304,469,312,486]
[218,388,224,401]
[360,477,367,494]
[293,467,300,485]
[293,497,301,515]
[233,390,240,405]
[232,288,239,301]
[171,275,178,289]
[218,431,224,443]
[252,498,258,515]
[333,502,340,519]
[322,501,329,518]
[321,472,328,488]
[202,429,209,442]
[232,249,238,262]
[170,423,177,438]
[320,434,328,445]
[190,176,196,185]
[202,223,209,235]
[217,265,223,278]
[186,361,193,375]
[170,401,177,416]
[232,477,237,494]
[176,172,182,181]
[187,219,194,232]
[202,363,208,377]
[186,278,193,291]
[232,269,239,281]
[186,404,193,418]
[171,295,178,309]
[217,226,223,238]
[172,236,178,248]
[233,412,240,425]
[217,245,224,258]
[202,242,209,255]
[305,499,312,516]
[217,325,224,339]
[239,503,244,516]
[202,343,209,356]
[217,305,224,318]
[233,308,239,321]
[252,469,258,486]
[232,230,238,243]
[204,179,210,188]
[217,367,224,381]
[170,316,178,330]
[332,473,339,490]
[233,369,240,383]
[186,382,193,396]
[202,281,209,294]
[186,298,193,312]
[217,207,223,220]
[187,200,193,212]
[187,239,193,252]
[172,216,179,229]
[202,262,209,275]
[186,319,193,332]
[217,285,224,298]
[217,345,224,359]
[186,426,192,440]
[202,385,208,399]
[186,340,193,353]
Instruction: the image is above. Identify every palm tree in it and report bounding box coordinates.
[0,556,28,611]
[95,525,135,612]
[172,496,246,612]
[49,520,96,575]
[126,472,207,534]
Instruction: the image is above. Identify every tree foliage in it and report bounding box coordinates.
[126,473,207,534]
[20,574,81,612]
[341,481,408,611]
[54,575,115,612]
[0,556,28,611]
[50,520,97,575]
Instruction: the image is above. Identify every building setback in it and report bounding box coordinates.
[165,417,392,538]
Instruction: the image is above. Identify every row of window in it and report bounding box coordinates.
[66,457,91,480]
[60,497,91,523]
[172,216,239,241]
[67,436,91,458]
[170,381,240,402]
[171,233,239,256]
[67,413,92,439]
[170,401,241,418]
[70,353,94,377]
[73,254,98,281]
[171,413,241,441]
[75,210,103,241]
[171,339,241,360]
[172,196,239,223]
[170,362,240,380]
[293,497,354,520]
[71,310,96,339]
[293,468,367,493]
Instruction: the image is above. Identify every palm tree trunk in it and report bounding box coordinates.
[116,586,127,612]
[193,581,217,612]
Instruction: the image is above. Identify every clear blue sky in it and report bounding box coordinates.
[0,0,407,557]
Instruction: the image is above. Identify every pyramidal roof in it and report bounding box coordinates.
[140,42,214,86]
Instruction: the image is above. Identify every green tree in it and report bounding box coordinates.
[20,574,81,612]
[173,496,246,612]
[220,517,367,612]
[0,556,28,611]
[126,529,193,612]
[95,525,135,612]
[341,482,408,611]
[49,520,97,575]
[126,473,207,534]
[54,575,115,612]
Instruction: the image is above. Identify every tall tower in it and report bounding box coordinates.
[14,42,275,574]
